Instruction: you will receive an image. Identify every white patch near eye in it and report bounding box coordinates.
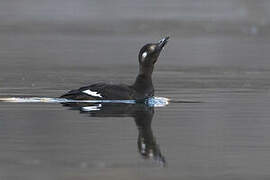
[150,45,155,51]
[82,89,102,97]
[142,52,147,58]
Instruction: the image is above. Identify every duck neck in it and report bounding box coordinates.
[133,66,154,93]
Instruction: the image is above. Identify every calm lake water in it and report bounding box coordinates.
[1,0,270,179]
[1,34,270,180]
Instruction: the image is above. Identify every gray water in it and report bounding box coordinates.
[1,0,270,179]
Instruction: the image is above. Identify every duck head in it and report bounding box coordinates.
[138,36,169,75]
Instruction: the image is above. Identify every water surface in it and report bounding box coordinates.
[1,61,270,179]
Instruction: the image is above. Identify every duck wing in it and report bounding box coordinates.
[60,83,134,100]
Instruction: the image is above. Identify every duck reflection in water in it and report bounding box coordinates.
[62,102,166,166]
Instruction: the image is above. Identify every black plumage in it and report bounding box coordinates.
[60,37,169,101]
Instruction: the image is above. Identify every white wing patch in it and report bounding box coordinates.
[142,52,147,58]
[82,89,102,97]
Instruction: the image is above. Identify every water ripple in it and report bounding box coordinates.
[0,96,170,107]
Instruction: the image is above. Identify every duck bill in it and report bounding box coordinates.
[157,36,170,50]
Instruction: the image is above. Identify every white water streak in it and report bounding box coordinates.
[0,97,170,107]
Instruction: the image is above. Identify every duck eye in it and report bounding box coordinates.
[142,52,147,58]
